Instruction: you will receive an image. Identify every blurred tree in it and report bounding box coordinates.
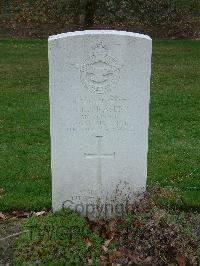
[84,0,97,27]
[1,0,199,38]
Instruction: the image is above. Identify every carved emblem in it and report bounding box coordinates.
[81,42,121,94]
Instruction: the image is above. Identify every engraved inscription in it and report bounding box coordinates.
[66,96,134,133]
[84,136,115,185]
[81,42,121,94]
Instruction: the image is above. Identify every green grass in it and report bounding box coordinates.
[14,209,102,265]
[0,39,51,211]
[0,39,199,212]
[148,40,200,208]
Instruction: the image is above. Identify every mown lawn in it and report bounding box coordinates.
[0,39,199,212]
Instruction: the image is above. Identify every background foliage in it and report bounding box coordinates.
[0,0,200,39]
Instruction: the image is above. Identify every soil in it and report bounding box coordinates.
[0,219,26,266]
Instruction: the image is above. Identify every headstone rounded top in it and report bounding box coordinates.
[48,30,151,41]
[48,27,152,217]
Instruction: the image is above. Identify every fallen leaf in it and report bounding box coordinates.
[142,256,153,264]
[12,211,30,218]
[88,258,93,265]
[33,211,46,217]
[108,219,118,231]
[107,219,119,238]
[85,238,92,248]
[128,254,153,265]
[133,219,144,228]
[98,255,108,265]
[176,254,186,266]
[102,244,108,253]
[128,252,142,265]
[109,248,126,263]
[102,238,113,253]
[0,212,6,220]
[104,238,113,247]
[97,219,107,226]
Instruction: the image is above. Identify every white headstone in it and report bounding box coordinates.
[48,30,152,218]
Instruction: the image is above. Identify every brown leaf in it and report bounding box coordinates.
[128,252,143,265]
[0,212,6,220]
[176,254,186,266]
[88,258,93,265]
[102,244,108,253]
[106,231,115,239]
[133,219,144,228]
[104,238,113,247]
[85,238,92,248]
[102,238,113,253]
[98,255,108,265]
[107,219,119,238]
[109,248,126,263]
[33,211,46,217]
[108,219,118,230]
[102,238,113,252]
[12,211,30,218]
[142,256,153,264]
[97,219,107,226]
[128,255,152,265]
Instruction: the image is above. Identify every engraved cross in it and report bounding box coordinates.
[84,136,115,185]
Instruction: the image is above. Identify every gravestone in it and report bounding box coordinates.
[48,30,152,218]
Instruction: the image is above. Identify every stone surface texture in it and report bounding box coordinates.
[48,30,152,218]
